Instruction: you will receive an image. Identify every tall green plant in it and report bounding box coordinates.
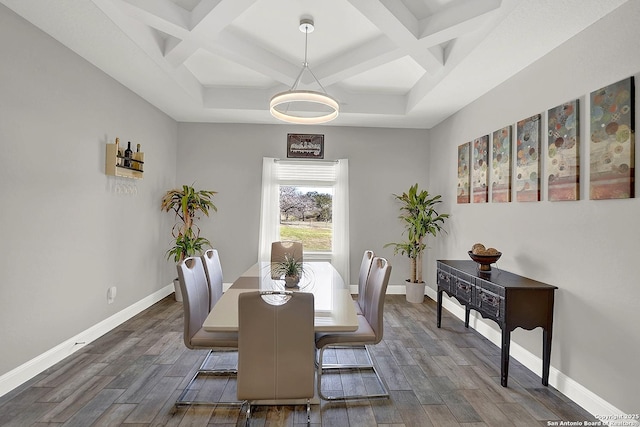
[161,184,217,263]
[385,183,449,283]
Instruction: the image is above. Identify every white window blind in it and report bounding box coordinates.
[275,160,337,185]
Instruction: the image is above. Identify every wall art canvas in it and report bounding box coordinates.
[457,142,470,204]
[516,114,541,202]
[547,99,580,201]
[491,126,512,202]
[472,135,489,203]
[589,77,635,199]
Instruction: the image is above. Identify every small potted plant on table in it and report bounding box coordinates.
[271,255,304,288]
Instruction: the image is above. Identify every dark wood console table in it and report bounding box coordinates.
[436,260,557,387]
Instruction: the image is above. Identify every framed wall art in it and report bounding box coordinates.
[516,114,541,202]
[287,134,324,159]
[547,99,580,201]
[457,142,470,204]
[472,135,489,203]
[491,125,512,202]
[589,77,635,199]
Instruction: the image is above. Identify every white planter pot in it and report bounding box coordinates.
[405,280,425,303]
[173,278,183,302]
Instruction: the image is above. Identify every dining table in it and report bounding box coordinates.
[203,261,359,333]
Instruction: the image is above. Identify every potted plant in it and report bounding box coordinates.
[161,184,217,301]
[270,254,305,288]
[385,183,449,303]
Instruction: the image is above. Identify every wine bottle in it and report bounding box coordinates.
[115,137,122,166]
[124,141,132,168]
[135,143,141,170]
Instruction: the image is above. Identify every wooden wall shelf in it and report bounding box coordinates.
[105,142,144,179]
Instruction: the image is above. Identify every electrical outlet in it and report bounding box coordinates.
[107,286,117,304]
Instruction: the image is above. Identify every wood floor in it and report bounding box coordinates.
[0,294,595,426]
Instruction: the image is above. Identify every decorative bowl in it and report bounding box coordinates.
[468,251,502,271]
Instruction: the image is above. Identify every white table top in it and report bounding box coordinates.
[203,261,358,332]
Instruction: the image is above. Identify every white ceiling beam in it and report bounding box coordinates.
[189,0,258,33]
[203,85,408,116]
[348,0,418,43]
[165,0,257,66]
[212,29,301,86]
[203,87,269,110]
[312,36,402,86]
[418,0,502,45]
[119,0,191,37]
[348,0,442,74]
[91,0,203,102]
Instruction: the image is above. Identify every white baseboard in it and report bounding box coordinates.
[425,287,632,420]
[0,284,174,399]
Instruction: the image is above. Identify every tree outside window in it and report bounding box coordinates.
[279,186,333,252]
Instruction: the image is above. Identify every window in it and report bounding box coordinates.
[259,158,350,282]
[279,185,333,252]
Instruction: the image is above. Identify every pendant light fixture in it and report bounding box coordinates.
[270,18,339,124]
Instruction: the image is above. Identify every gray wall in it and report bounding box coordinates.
[427,1,640,413]
[0,5,178,376]
[176,123,430,287]
[2,0,637,415]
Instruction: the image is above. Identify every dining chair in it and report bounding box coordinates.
[202,248,223,311]
[354,250,375,315]
[237,290,315,425]
[271,240,303,278]
[315,256,392,401]
[175,256,240,406]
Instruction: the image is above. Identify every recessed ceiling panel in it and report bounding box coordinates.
[229,0,381,64]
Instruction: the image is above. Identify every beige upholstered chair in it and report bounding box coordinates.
[354,250,375,315]
[315,257,392,401]
[175,256,240,406]
[237,291,315,424]
[271,240,303,263]
[271,241,303,278]
[202,249,223,311]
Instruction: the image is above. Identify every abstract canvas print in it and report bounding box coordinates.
[547,100,580,201]
[472,136,489,203]
[516,114,541,202]
[457,142,470,204]
[589,77,635,199]
[491,126,512,202]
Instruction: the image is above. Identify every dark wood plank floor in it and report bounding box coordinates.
[0,295,595,426]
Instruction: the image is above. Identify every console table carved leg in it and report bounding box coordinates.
[464,306,471,328]
[501,329,511,387]
[436,290,443,328]
[542,327,552,386]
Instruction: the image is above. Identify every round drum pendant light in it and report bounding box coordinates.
[269,18,339,124]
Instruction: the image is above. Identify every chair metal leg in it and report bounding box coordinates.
[244,401,252,426]
[175,350,243,407]
[316,345,390,401]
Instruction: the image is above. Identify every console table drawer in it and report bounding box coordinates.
[437,266,453,293]
[475,286,504,322]
[453,275,473,302]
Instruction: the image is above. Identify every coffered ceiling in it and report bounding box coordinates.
[1,0,629,128]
